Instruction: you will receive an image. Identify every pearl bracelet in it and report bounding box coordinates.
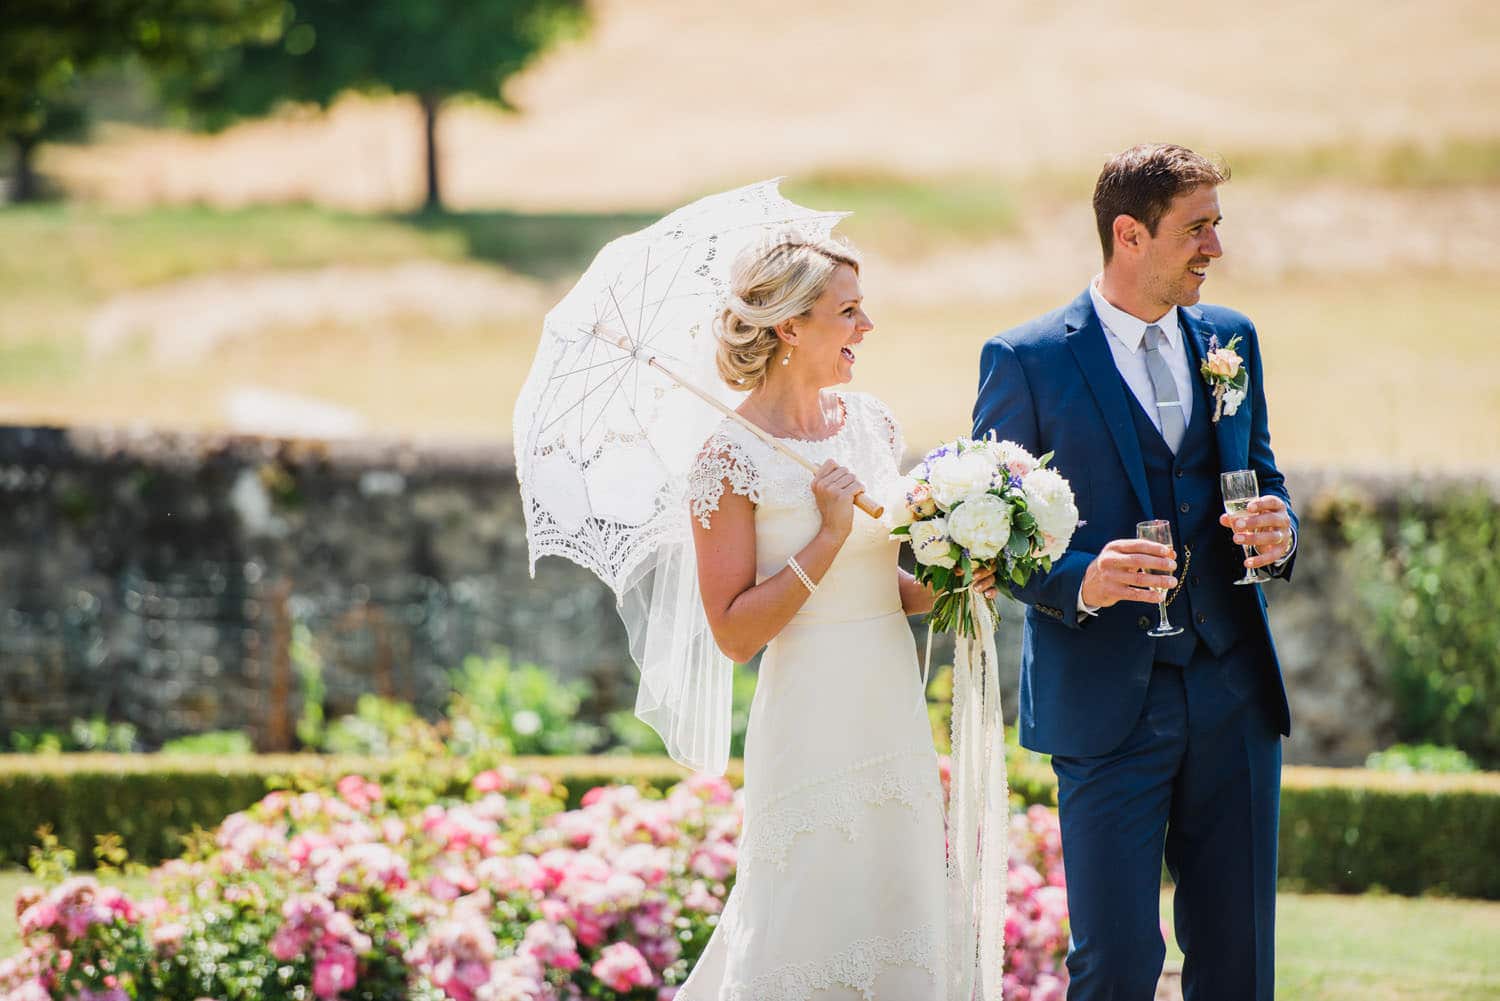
[787,556,818,595]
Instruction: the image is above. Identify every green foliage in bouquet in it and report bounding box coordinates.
[1346,488,1500,767]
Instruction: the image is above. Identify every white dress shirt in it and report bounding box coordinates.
[1088,277,1194,433]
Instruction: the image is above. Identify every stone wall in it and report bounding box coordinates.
[0,424,1486,764]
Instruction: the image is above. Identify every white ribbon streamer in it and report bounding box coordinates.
[944,594,1010,1001]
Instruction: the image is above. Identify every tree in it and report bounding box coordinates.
[0,0,282,202]
[163,0,589,212]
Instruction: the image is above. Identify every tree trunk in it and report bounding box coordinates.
[420,93,443,212]
[10,136,39,203]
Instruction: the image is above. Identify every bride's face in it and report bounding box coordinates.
[785,264,872,387]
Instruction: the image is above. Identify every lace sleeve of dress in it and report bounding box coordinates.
[687,428,762,529]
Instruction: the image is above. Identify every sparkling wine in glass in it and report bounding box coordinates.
[1221,469,1273,585]
[1135,519,1183,638]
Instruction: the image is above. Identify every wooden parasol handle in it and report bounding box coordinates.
[599,330,883,519]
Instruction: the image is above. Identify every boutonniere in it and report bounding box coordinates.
[1200,334,1248,422]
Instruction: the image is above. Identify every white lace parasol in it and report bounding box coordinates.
[514,179,850,772]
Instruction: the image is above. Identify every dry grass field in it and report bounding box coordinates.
[4,0,1500,469]
[39,0,1500,211]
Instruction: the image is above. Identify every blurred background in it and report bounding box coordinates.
[2,2,1499,995]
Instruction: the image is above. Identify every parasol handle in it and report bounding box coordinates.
[606,336,883,520]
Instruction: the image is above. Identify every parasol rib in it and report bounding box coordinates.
[591,327,883,519]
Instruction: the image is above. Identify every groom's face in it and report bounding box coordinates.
[1140,184,1224,310]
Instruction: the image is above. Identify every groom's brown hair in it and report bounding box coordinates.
[1094,144,1229,262]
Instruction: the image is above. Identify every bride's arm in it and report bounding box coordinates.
[898,570,936,616]
[898,567,1000,617]
[693,461,860,663]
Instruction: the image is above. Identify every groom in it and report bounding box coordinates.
[973,144,1297,1001]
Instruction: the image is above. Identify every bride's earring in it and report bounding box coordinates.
[782,347,793,367]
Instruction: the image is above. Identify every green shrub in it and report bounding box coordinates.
[1365,742,1478,774]
[7,717,139,754]
[1348,488,1500,767]
[321,694,439,757]
[447,652,606,756]
[1278,768,1500,898]
[157,730,255,756]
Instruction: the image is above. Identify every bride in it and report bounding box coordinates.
[676,232,998,1001]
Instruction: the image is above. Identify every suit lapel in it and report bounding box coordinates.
[1064,291,1153,519]
[1179,306,1248,470]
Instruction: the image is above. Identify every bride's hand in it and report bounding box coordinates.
[812,460,863,543]
[970,566,999,601]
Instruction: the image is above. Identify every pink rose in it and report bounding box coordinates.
[335,775,383,813]
[1204,348,1240,379]
[521,919,581,971]
[312,948,358,1000]
[907,482,938,519]
[591,941,655,993]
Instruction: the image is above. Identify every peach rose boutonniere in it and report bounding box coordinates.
[1200,334,1248,422]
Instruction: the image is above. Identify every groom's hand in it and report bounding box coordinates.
[1079,540,1178,609]
[1219,495,1293,568]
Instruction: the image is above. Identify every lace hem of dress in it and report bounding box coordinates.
[740,749,942,871]
[722,921,941,1001]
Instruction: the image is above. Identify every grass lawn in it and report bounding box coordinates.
[1159,889,1500,1000]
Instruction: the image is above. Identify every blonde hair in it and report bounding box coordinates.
[716,231,860,391]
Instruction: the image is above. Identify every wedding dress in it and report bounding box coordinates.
[676,391,948,1001]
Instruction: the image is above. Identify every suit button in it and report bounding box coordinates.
[1196,613,1208,624]
[1137,616,1151,630]
[1191,575,1201,587]
[1179,502,1190,514]
[1175,469,1185,479]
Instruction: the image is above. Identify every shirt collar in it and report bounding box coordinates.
[1089,276,1181,354]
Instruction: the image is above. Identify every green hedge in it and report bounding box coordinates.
[1278,767,1500,898]
[3,755,1497,898]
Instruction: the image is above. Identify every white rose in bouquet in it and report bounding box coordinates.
[926,452,997,511]
[984,439,1039,481]
[947,494,1013,560]
[1021,467,1079,560]
[908,518,957,568]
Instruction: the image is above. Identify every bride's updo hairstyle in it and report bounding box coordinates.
[716,231,860,391]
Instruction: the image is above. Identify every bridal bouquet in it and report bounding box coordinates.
[891,436,1079,638]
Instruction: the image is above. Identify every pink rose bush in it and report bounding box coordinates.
[2,763,1070,1000]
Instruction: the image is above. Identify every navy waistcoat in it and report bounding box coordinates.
[1122,362,1258,665]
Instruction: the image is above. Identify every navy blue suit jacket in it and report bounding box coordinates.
[973,289,1297,757]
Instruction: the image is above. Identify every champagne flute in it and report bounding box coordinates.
[1221,469,1273,585]
[1135,520,1184,637]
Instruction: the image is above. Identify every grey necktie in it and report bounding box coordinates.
[1143,324,1186,453]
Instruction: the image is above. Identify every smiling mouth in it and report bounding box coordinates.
[1188,264,1209,278]
[841,346,856,362]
